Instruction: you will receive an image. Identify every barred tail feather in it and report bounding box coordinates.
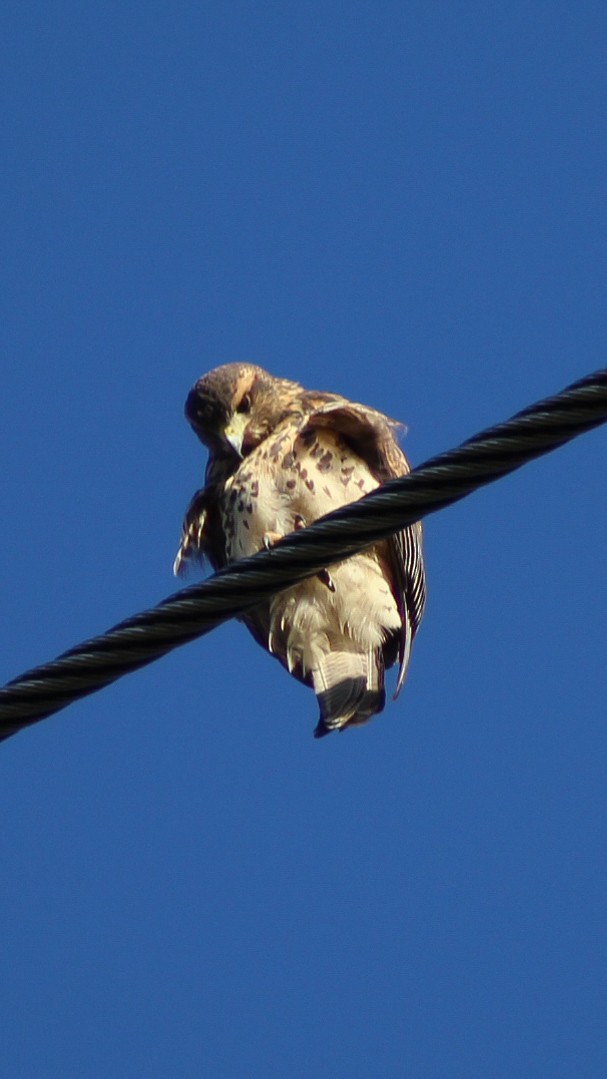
[312,651,385,738]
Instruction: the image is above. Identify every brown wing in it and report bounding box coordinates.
[173,485,230,578]
[174,446,242,577]
[301,396,426,692]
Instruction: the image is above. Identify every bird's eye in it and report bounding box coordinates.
[237,393,252,414]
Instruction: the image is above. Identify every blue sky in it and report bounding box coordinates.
[1,3,606,1076]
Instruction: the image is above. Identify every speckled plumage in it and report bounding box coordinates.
[174,363,425,737]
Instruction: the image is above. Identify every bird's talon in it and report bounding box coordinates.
[318,569,336,592]
[263,531,282,551]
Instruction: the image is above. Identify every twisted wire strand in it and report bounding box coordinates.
[1,368,606,742]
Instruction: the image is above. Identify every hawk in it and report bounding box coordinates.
[174,363,425,738]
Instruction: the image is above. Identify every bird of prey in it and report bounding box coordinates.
[174,363,425,738]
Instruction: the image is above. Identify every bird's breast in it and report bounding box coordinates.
[220,423,381,562]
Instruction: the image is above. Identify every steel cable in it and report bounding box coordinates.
[1,368,606,742]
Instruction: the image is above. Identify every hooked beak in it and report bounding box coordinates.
[223,412,248,457]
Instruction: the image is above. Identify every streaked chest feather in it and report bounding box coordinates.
[220,425,380,561]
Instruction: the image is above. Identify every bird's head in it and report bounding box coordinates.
[185,363,303,457]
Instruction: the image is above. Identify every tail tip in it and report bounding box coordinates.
[313,719,332,739]
[312,681,386,738]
